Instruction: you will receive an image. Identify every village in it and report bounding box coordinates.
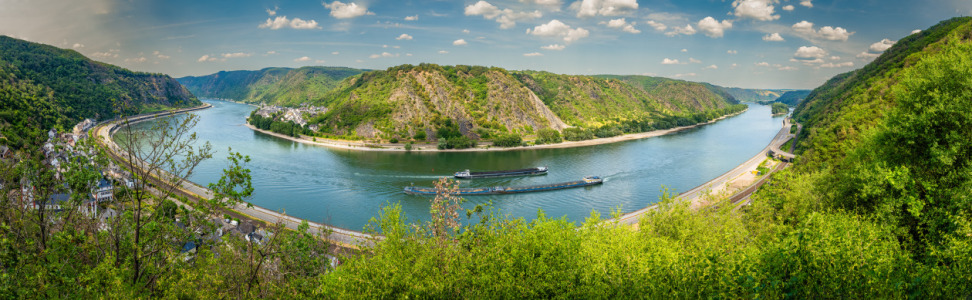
[253,104,327,132]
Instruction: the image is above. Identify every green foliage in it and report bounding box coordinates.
[770,102,789,115]
[491,133,522,147]
[535,128,562,144]
[177,67,364,106]
[437,136,475,150]
[773,90,811,106]
[208,149,255,211]
[412,130,427,141]
[562,127,594,141]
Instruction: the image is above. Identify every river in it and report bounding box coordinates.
[120,99,784,231]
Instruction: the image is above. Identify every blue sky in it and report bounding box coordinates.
[1,0,970,89]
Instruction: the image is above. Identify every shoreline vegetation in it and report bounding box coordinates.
[244,108,749,152]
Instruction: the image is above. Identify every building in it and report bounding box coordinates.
[91,178,114,202]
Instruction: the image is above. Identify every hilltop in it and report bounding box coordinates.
[0,36,199,148]
[177,66,364,107]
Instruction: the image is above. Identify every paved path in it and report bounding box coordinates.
[94,105,377,248]
[612,117,798,225]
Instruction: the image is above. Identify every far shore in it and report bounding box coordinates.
[245,108,748,152]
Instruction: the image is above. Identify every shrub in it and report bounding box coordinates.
[562,127,594,141]
[535,129,562,145]
[413,131,427,141]
[492,133,522,147]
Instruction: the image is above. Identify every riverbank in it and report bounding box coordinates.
[246,108,748,152]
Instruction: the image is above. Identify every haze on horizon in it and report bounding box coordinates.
[1,0,969,89]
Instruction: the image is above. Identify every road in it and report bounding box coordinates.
[94,105,377,248]
[612,117,798,225]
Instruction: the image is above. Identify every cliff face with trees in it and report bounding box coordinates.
[0,36,199,148]
[177,67,364,107]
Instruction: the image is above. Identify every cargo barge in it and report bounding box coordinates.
[454,166,548,179]
[404,176,603,196]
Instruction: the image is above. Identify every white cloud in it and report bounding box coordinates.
[522,0,563,6]
[782,5,794,11]
[731,63,738,68]
[762,32,785,41]
[868,38,896,53]
[156,53,170,60]
[732,0,780,21]
[601,18,640,34]
[91,49,120,59]
[727,50,738,54]
[523,52,543,57]
[465,1,542,29]
[820,61,853,68]
[197,55,221,62]
[689,57,702,64]
[571,0,638,18]
[673,73,696,78]
[323,1,374,19]
[463,29,471,34]
[830,56,840,60]
[541,44,565,50]
[800,0,813,8]
[644,20,667,31]
[316,60,326,63]
[259,16,321,30]
[294,56,312,62]
[438,50,449,54]
[405,15,418,21]
[265,51,277,55]
[911,29,922,34]
[778,66,798,71]
[266,7,277,16]
[124,56,147,63]
[332,51,340,55]
[755,62,770,67]
[527,19,589,43]
[661,58,681,64]
[665,24,696,37]
[697,17,732,38]
[72,43,84,49]
[222,52,251,58]
[369,52,398,58]
[791,21,853,41]
[681,48,688,52]
[453,39,468,46]
[704,64,718,70]
[793,46,827,60]
[397,34,413,40]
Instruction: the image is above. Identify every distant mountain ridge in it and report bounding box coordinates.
[183,64,741,140]
[0,36,199,148]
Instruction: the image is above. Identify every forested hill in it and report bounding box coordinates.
[0,36,199,148]
[177,66,364,106]
[217,63,739,140]
[771,90,811,106]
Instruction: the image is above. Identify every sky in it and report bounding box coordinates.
[1,0,970,89]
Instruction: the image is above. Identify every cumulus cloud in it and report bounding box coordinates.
[453,39,468,46]
[732,0,780,21]
[523,52,543,57]
[689,57,702,64]
[438,50,449,54]
[782,5,794,11]
[704,64,718,70]
[259,16,321,30]
[222,52,251,58]
[465,1,541,29]
[323,1,374,19]
[665,24,696,37]
[91,49,120,59]
[405,15,418,21]
[154,51,170,59]
[793,46,826,60]
[673,73,696,78]
[820,61,853,68]
[911,29,922,34]
[396,33,413,40]
[124,56,147,63]
[792,21,853,41]
[571,0,638,18]
[763,32,784,41]
[522,0,563,6]
[541,44,565,50]
[72,43,84,49]
[727,50,738,54]
[644,20,667,31]
[198,55,221,62]
[681,48,688,52]
[369,52,399,58]
[332,51,340,55]
[265,51,277,55]
[294,56,312,62]
[697,17,732,38]
[800,0,813,7]
[778,66,798,71]
[601,18,640,34]
[661,58,681,65]
[266,7,277,16]
[868,38,896,52]
[526,19,589,43]
[755,62,771,67]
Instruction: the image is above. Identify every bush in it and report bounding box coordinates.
[389,138,399,144]
[562,127,594,141]
[413,131,427,141]
[594,125,622,138]
[404,142,413,151]
[535,128,562,145]
[492,133,522,147]
[438,136,476,149]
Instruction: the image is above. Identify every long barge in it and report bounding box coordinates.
[454,166,547,179]
[404,176,603,196]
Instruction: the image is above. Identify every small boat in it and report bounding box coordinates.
[454,166,548,179]
[404,176,603,196]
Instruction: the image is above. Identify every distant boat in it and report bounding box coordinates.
[404,176,602,196]
[453,166,548,179]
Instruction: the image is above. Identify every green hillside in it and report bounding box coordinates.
[307,64,741,141]
[772,90,811,106]
[0,36,199,148]
[177,67,364,106]
[716,86,786,102]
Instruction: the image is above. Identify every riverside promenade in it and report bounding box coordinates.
[94,104,377,248]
